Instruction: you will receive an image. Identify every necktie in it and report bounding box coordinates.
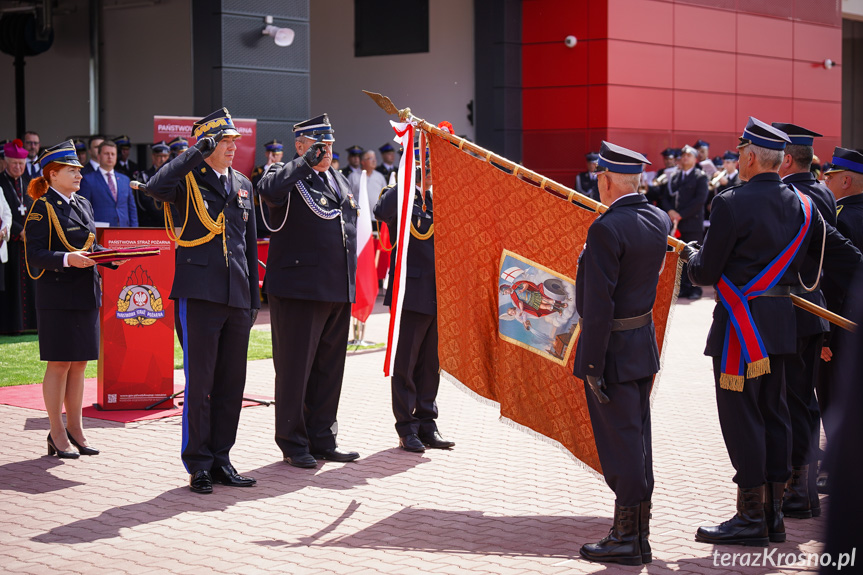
[107,171,117,201]
[322,172,340,199]
[220,174,230,194]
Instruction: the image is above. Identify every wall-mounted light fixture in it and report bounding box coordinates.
[263,15,294,47]
[564,35,577,48]
[823,58,834,69]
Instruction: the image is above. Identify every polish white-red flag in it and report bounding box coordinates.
[351,170,378,323]
[383,120,416,376]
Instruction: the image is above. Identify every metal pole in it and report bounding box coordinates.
[88,0,101,135]
[14,53,25,137]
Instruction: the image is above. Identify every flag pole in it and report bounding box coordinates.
[362,90,857,334]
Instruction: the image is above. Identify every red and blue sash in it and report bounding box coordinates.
[714,187,813,391]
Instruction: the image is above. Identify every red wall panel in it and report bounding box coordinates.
[522,43,589,88]
[607,0,673,43]
[606,86,673,130]
[674,47,736,94]
[608,41,673,89]
[522,0,591,43]
[673,91,737,133]
[736,54,793,97]
[793,61,842,102]
[522,87,588,131]
[737,13,793,59]
[521,0,842,175]
[674,4,736,52]
[793,21,842,63]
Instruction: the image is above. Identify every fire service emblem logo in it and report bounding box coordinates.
[116,265,165,327]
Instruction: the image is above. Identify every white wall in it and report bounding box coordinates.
[844,0,863,20]
[0,0,192,156]
[310,0,474,159]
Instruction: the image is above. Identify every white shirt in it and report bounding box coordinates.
[610,192,641,207]
[89,159,100,172]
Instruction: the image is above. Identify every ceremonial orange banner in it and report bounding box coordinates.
[428,134,680,473]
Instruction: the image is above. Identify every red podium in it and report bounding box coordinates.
[96,228,176,410]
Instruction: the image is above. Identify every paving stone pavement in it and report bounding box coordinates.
[0,291,828,574]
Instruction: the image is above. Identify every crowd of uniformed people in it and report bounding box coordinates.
[2,108,862,570]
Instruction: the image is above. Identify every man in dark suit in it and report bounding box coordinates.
[660,144,708,299]
[113,135,139,179]
[22,131,41,178]
[375,143,397,183]
[133,141,171,228]
[0,139,35,334]
[374,160,454,453]
[772,122,836,520]
[575,141,671,567]
[258,114,360,469]
[145,108,260,494]
[574,152,601,201]
[80,135,104,176]
[77,140,138,227]
[687,118,861,547]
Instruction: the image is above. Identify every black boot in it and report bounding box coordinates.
[808,467,821,517]
[782,465,813,519]
[765,482,786,542]
[695,485,769,547]
[639,501,652,564]
[580,503,642,566]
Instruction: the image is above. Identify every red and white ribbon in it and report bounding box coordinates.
[383,121,416,376]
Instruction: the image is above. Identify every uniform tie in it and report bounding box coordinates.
[107,171,117,201]
[220,174,230,194]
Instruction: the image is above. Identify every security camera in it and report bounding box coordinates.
[564,35,577,48]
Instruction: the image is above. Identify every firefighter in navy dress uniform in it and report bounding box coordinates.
[374,157,455,453]
[257,114,360,469]
[574,141,671,566]
[24,140,126,459]
[574,152,601,201]
[772,122,836,521]
[686,118,861,547]
[133,141,171,228]
[250,139,284,240]
[145,108,260,494]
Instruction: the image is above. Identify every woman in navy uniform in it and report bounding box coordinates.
[24,140,125,459]
[374,160,454,453]
[145,108,260,494]
[574,141,671,566]
[257,114,360,469]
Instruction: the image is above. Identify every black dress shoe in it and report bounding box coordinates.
[211,464,256,487]
[47,432,79,459]
[284,453,318,468]
[311,447,360,462]
[66,429,99,455]
[687,286,703,300]
[399,434,425,452]
[419,430,455,449]
[189,470,213,494]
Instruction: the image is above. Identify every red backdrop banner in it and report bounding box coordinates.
[153,115,258,177]
[428,133,680,473]
[97,228,176,410]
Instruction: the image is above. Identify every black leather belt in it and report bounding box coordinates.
[578,311,653,332]
[611,311,653,331]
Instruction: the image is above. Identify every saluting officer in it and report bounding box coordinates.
[133,141,172,228]
[145,108,260,494]
[257,114,360,469]
[772,122,836,521]
[574,142,670,567]
[686,118,861,547]
[374,156,455,453]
